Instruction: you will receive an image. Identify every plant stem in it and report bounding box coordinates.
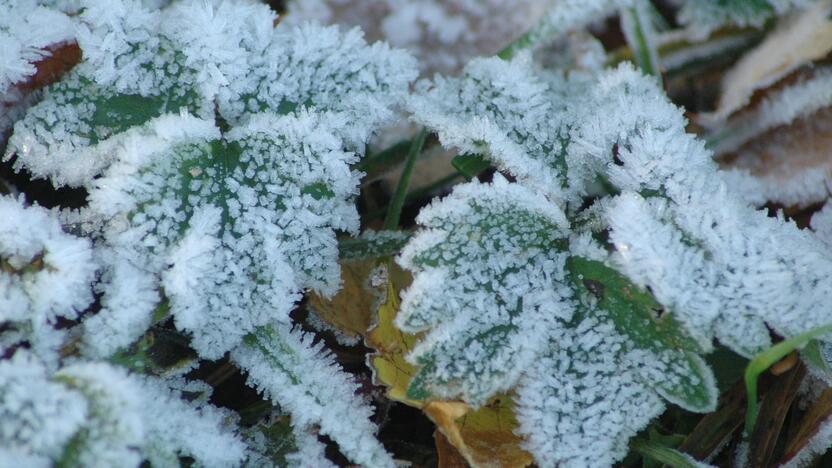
[621,0,662,78]
[744,324,832,435]
[383,128,427,230]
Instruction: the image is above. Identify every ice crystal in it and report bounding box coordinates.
[0,351,244,467]
[0,195,96,366]
[232,325,394,468]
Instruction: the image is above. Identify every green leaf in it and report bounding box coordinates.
[567,257,717,412]
[451,153,490,180]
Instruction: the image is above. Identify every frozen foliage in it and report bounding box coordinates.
[83,110,369,359]
[406,51,832,464]
[0,0,74,94]
[0,351,244,467]
[678,0,816,37]
[576,66,832,357]
[0,195,96,366]
[515,315,664,467]
[5,0,416,186]
[397,177,716,465]
[397,175,573,403]
[409,54,587,201]
[232,325,394,468]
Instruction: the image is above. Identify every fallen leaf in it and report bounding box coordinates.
[307,259,379,341]
[702,0,832,124]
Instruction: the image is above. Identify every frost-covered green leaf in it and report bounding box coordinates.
[231,325,394,468]
[397,175,571,403]
[409,54,587,200]
[83,111,366,359]
[397,176,716,465]
[576,66,832,357]
[5,0,416,186]
[0,195,97,367]
[678,0,816,38]
[0,351,244,468]
[514,314,665,467]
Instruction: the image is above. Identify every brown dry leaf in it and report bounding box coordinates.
[781,387,832,464]
[721,106,832,207]
[703,0,832,124]
[424,397,533,468]
[307,260,379,340]
[366,264,532,467]
[435,430,469,468]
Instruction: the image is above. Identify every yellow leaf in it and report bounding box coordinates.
[307,260,378,340]
[366,262,532,467]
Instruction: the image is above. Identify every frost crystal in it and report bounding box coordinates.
[232,325,394,468]
[397,175,573,402]
[6,0,416,186]
[0,195,96,366]
[0,351,243,467]
[0,0,74,94]
[409,54,586,201]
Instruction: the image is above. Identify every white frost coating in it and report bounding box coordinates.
[710,67,832,155]
[0,357,247,468]
[285,424,337,468]
[575,65,832,357]
[218,22,417,148]
[397,175,573,403]
[0,196,96,365]
[9,0,416,188]
[409,54,589,201]
[54,362,145,467]
[135,375,246,468]
[780,415,832,467]
[231,325,395,468]
[86,110,368,358]
[812,202,832,246]
[0,352,88,462]
[679,0,815,38]
[516,315,665,467]
[0,0,74,93]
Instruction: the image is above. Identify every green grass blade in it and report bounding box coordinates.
[744,324,832,435]
[383,128,428,230]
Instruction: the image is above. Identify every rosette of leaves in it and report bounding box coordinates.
[405,50,832,464]
[396,176,716,466]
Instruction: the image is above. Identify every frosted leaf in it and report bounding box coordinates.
[231,324,394,468]
[0,195,96,365]
[515,314,665,468]
[53,362,144,467]
[0,352,88,462]
[569,65,832,357]
[397,175,573,403]
[0,0,74,93]
[812,202,832,247]
[409,54,588,200]
[134,375,246,468]
[678,0,816,38]
[243,410,335,468]
[566,256,716,411]
[85,111,363,358]
[218,22,417,147]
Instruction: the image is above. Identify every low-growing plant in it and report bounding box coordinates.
[3,0,832,467]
